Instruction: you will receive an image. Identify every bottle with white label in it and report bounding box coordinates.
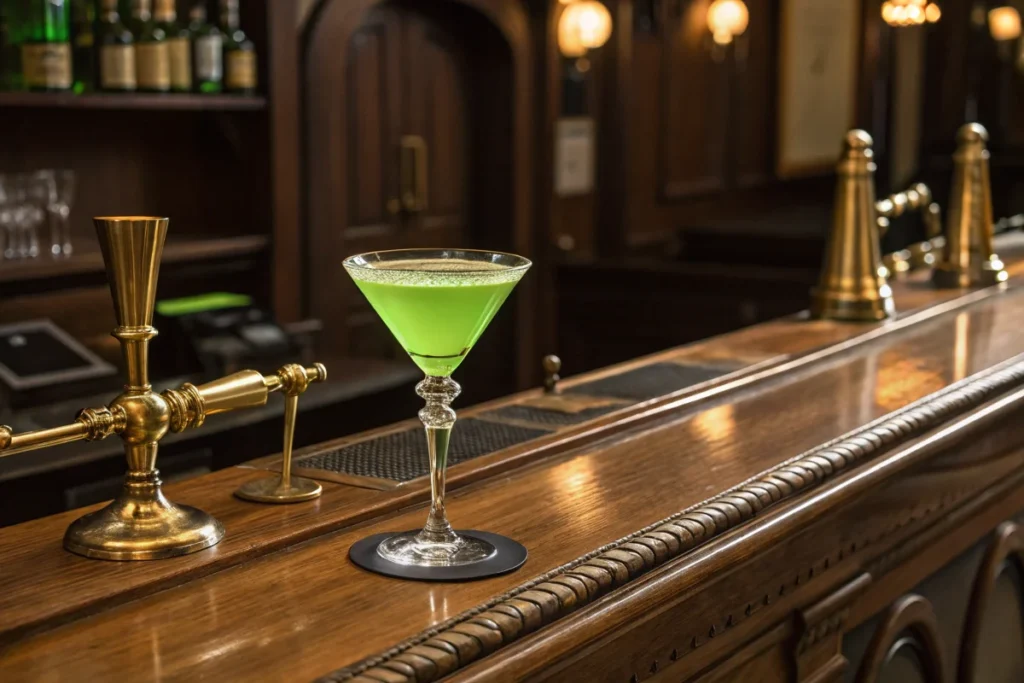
[96,0,135,91]
[188,3,221,93]
[220,0,256,95]
[134,0,169,92]
[154,0,190,92]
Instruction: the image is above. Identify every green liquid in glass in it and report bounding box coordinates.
[347,258,523,376]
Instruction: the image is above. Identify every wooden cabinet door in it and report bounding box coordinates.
[402,16,468,245]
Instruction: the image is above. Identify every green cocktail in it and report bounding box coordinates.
[343,249,531,574]
[347,259,520,376]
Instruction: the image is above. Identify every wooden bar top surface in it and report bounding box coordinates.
[3,238,1024,681]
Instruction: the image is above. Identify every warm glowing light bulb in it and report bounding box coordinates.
[558,1,613,57]
[925,3,941,22]
[990,6,1022,41]
[707,0,749,45]
[881,2,896,23]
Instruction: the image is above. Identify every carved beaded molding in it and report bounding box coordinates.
[317,355,1024,683]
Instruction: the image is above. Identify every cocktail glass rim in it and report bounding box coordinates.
[342,247,532,275]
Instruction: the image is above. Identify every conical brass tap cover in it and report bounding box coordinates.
[932,123,1008,288]
[810,130,894,321]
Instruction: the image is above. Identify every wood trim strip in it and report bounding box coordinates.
[317,356,1024,683]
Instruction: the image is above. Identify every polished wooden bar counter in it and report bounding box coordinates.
[4,239,1024,683]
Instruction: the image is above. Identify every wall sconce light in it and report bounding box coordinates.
[989,6,1022,42]
[558,1,613,57]
[706,0,749,46]
[881,0,941,27]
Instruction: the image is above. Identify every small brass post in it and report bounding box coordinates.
[234,363,327,504]
[0,217,326,560]
[933,123,1009,288]
[810,131,895,322]
[543,355,561,394]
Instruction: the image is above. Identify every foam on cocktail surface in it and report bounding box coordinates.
[345,258,525,287]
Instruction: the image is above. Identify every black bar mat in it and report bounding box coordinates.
[565,362,732,402]
[294,418,553,482]
[481,403,622,426]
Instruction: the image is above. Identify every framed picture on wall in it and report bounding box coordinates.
[777,0,861,177]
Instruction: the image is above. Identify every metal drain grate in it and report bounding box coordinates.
[293,418,553,482]
[566,362,732,402]
[482,403,622,426]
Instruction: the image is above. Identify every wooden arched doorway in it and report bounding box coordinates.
[299,0,535,401]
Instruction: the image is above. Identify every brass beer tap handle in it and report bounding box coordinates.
[234,362,327,505]
[163,364,327,434]
[0,406,124,457]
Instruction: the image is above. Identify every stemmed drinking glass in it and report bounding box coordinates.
[344,249,531,576]
[46,170,76,258]
[0,176,15,260]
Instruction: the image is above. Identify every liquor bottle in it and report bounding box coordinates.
[70,0,96,93]
[154,0,190,92]
[20,0,73,91]
[96,0,135,91]
[0,0,20,91]
[134,0,169,91]
[220,0,255,95]
[189,2,221,93]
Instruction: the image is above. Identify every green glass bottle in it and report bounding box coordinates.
[0,1,21,91]
[96,0,135,91]
[70,0,95,93]
[20,0,73,91]
[189,2,221,93]
[154,0,190,92]
[220,0,254,95]
[133,0,168,91]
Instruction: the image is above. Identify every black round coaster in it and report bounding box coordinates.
[349,530,528,581]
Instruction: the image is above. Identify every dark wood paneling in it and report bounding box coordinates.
[659,0,729,200]
[732,0,776,188]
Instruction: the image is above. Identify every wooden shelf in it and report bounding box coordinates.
[0,92,267,111]
[0,234,270,284]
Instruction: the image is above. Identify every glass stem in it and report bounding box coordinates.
[414,375,461,545]
[60,206,73,256]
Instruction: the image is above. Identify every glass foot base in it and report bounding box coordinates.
[350,530,528,581]
[377,530,496,567]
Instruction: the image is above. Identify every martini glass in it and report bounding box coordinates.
[343,248,530,569]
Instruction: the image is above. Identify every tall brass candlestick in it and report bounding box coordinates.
[0,217,326,560]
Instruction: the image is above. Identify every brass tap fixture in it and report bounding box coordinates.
[877,182,944,277]
[811,130,895,322]
[932,123,1009,288]
[0,217,327,560]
